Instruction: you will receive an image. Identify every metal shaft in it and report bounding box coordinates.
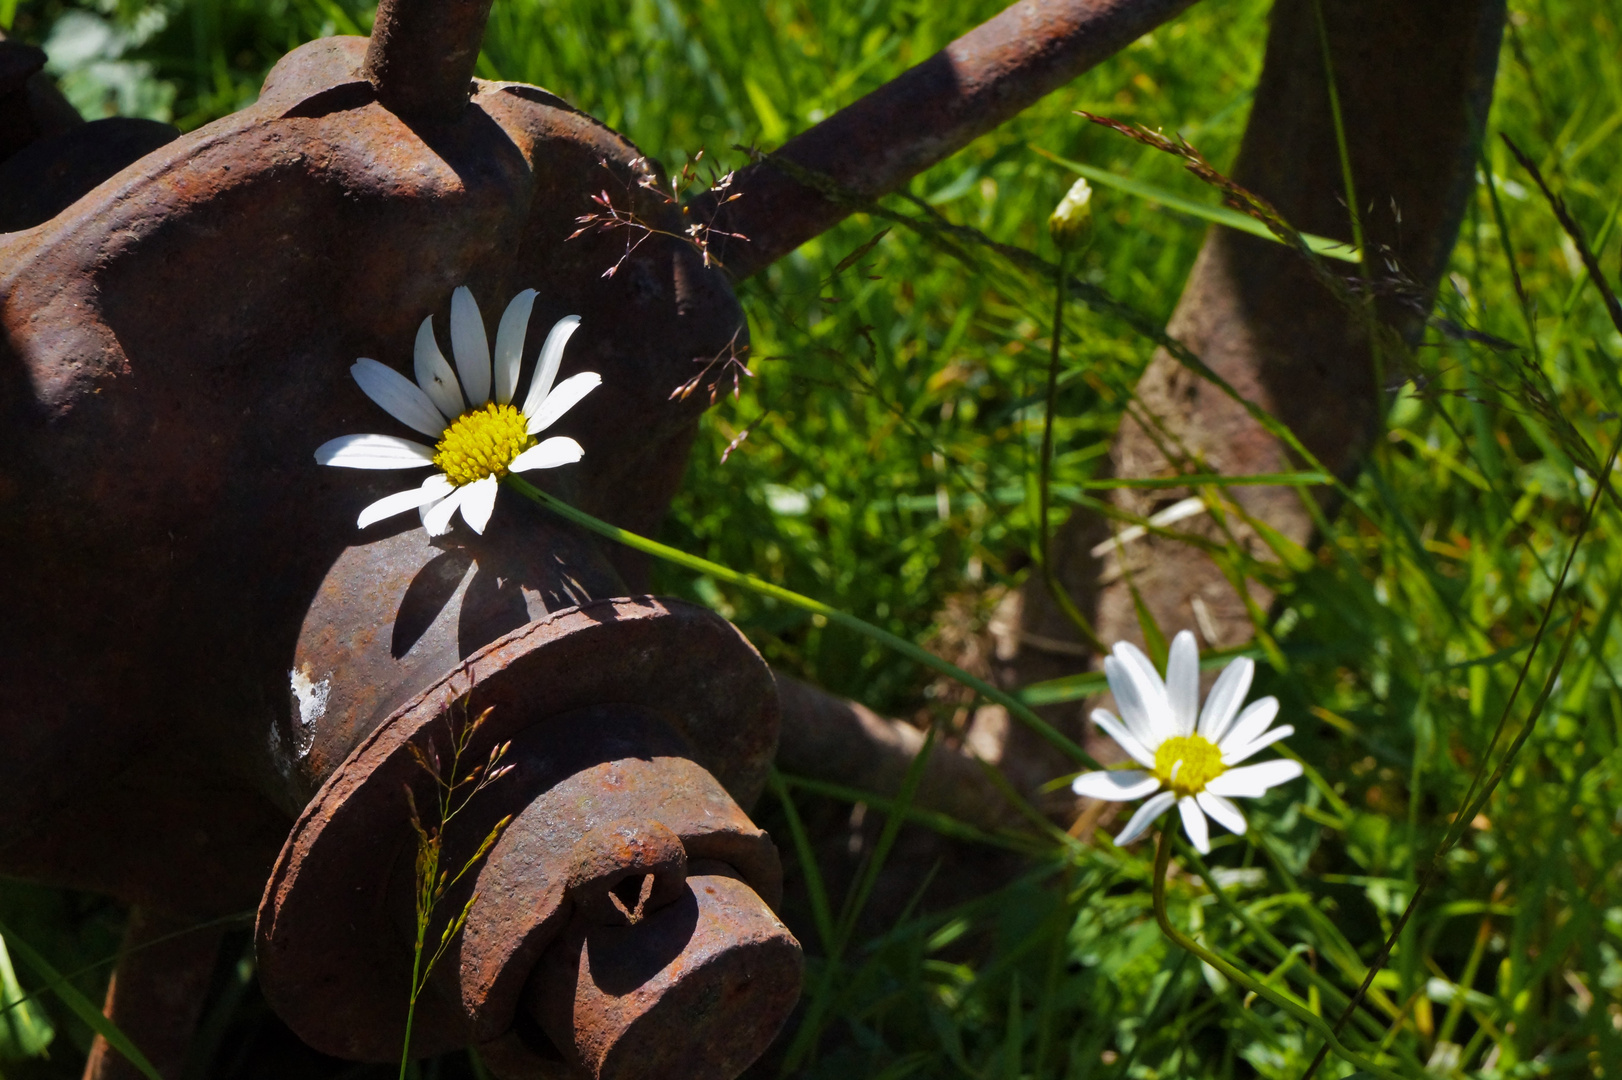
[362,0,495,123]
[688,0,1200,279]
[81,909,223,1080]
[526,862,802,1080]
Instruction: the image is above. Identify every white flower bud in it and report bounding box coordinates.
[1048,177,1094,251]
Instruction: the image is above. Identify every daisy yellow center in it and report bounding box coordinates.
[432,403,534,487]
[1154,734,1226,798]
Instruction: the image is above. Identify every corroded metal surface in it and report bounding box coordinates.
[81,908,224,1080]
[1009,0,1507,795]
[1091,0,1507,653]
[363,0,496,122]
[0,23,786,1075]
[0,117,179,231]
[279,506,630,810]
[0,32,744,906]
[773,671,1020,832]
[258,598,788,1065]
[529,863,803,1080]
[689,0,1200,279]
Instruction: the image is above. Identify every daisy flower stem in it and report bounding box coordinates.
[506,475,1098,768]
[1150,828,1405,1080]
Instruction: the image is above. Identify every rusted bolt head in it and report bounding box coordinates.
[566,818,687,926]
[527,861,802,1080]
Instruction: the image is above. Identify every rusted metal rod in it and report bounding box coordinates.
[362,0,495,122]
[690,0,1200,279]
[773,672,1021,832]
[81,908,224,1080]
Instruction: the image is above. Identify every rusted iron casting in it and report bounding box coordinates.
[0,0,1203,1073]
[261,599,797,1071]
[0,10,795,1071]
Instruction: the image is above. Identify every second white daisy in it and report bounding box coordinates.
[315,286,600,537]
[1072,631,1303,854]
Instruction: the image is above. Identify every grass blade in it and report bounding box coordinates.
[0,918,164,1080]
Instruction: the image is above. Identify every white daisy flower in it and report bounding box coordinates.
[1071,630,1303,854]
[315,286,600,537]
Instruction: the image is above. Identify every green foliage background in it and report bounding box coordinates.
[3,0,1622,1077]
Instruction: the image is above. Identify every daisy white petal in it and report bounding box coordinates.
[1113,641,1166,694]
[510,436,584,473]
[450,286,492,406]
[1196,791,1248,837]
[1197,656,1254,741]
[423,486,468,536]
[1222,724,1295,766]
[525,371,601,435]
[315,434,435,469]
[1072,770,1161,801]
[1204,759,1303,799]
[1113,790,1176,848]
[357,474,454,528]
[522,314,581,418]
[1217,697,1280,757]
[493,288,537,405]
[1114,641,1175,741]
[1090,709,1157,769]
[457,475,500,535]
[351,358,447,437]
[414,316,465,420]
[1178,796,1210,854]
[1166,630,1200,736]
[1103,655,1160,751]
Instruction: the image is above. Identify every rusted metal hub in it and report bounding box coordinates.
[527,862,804,1080]
[260,599,799,1073]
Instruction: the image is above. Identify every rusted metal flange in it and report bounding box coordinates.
[256,596,796,1065]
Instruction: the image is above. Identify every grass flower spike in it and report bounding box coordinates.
[315,287,599,536]
[1072,631,1302,854]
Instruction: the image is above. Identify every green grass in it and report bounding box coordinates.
[4,0,1622,1077]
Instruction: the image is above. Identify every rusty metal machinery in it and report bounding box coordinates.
[263,599,797,1074]
[0,0,1216,1075]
